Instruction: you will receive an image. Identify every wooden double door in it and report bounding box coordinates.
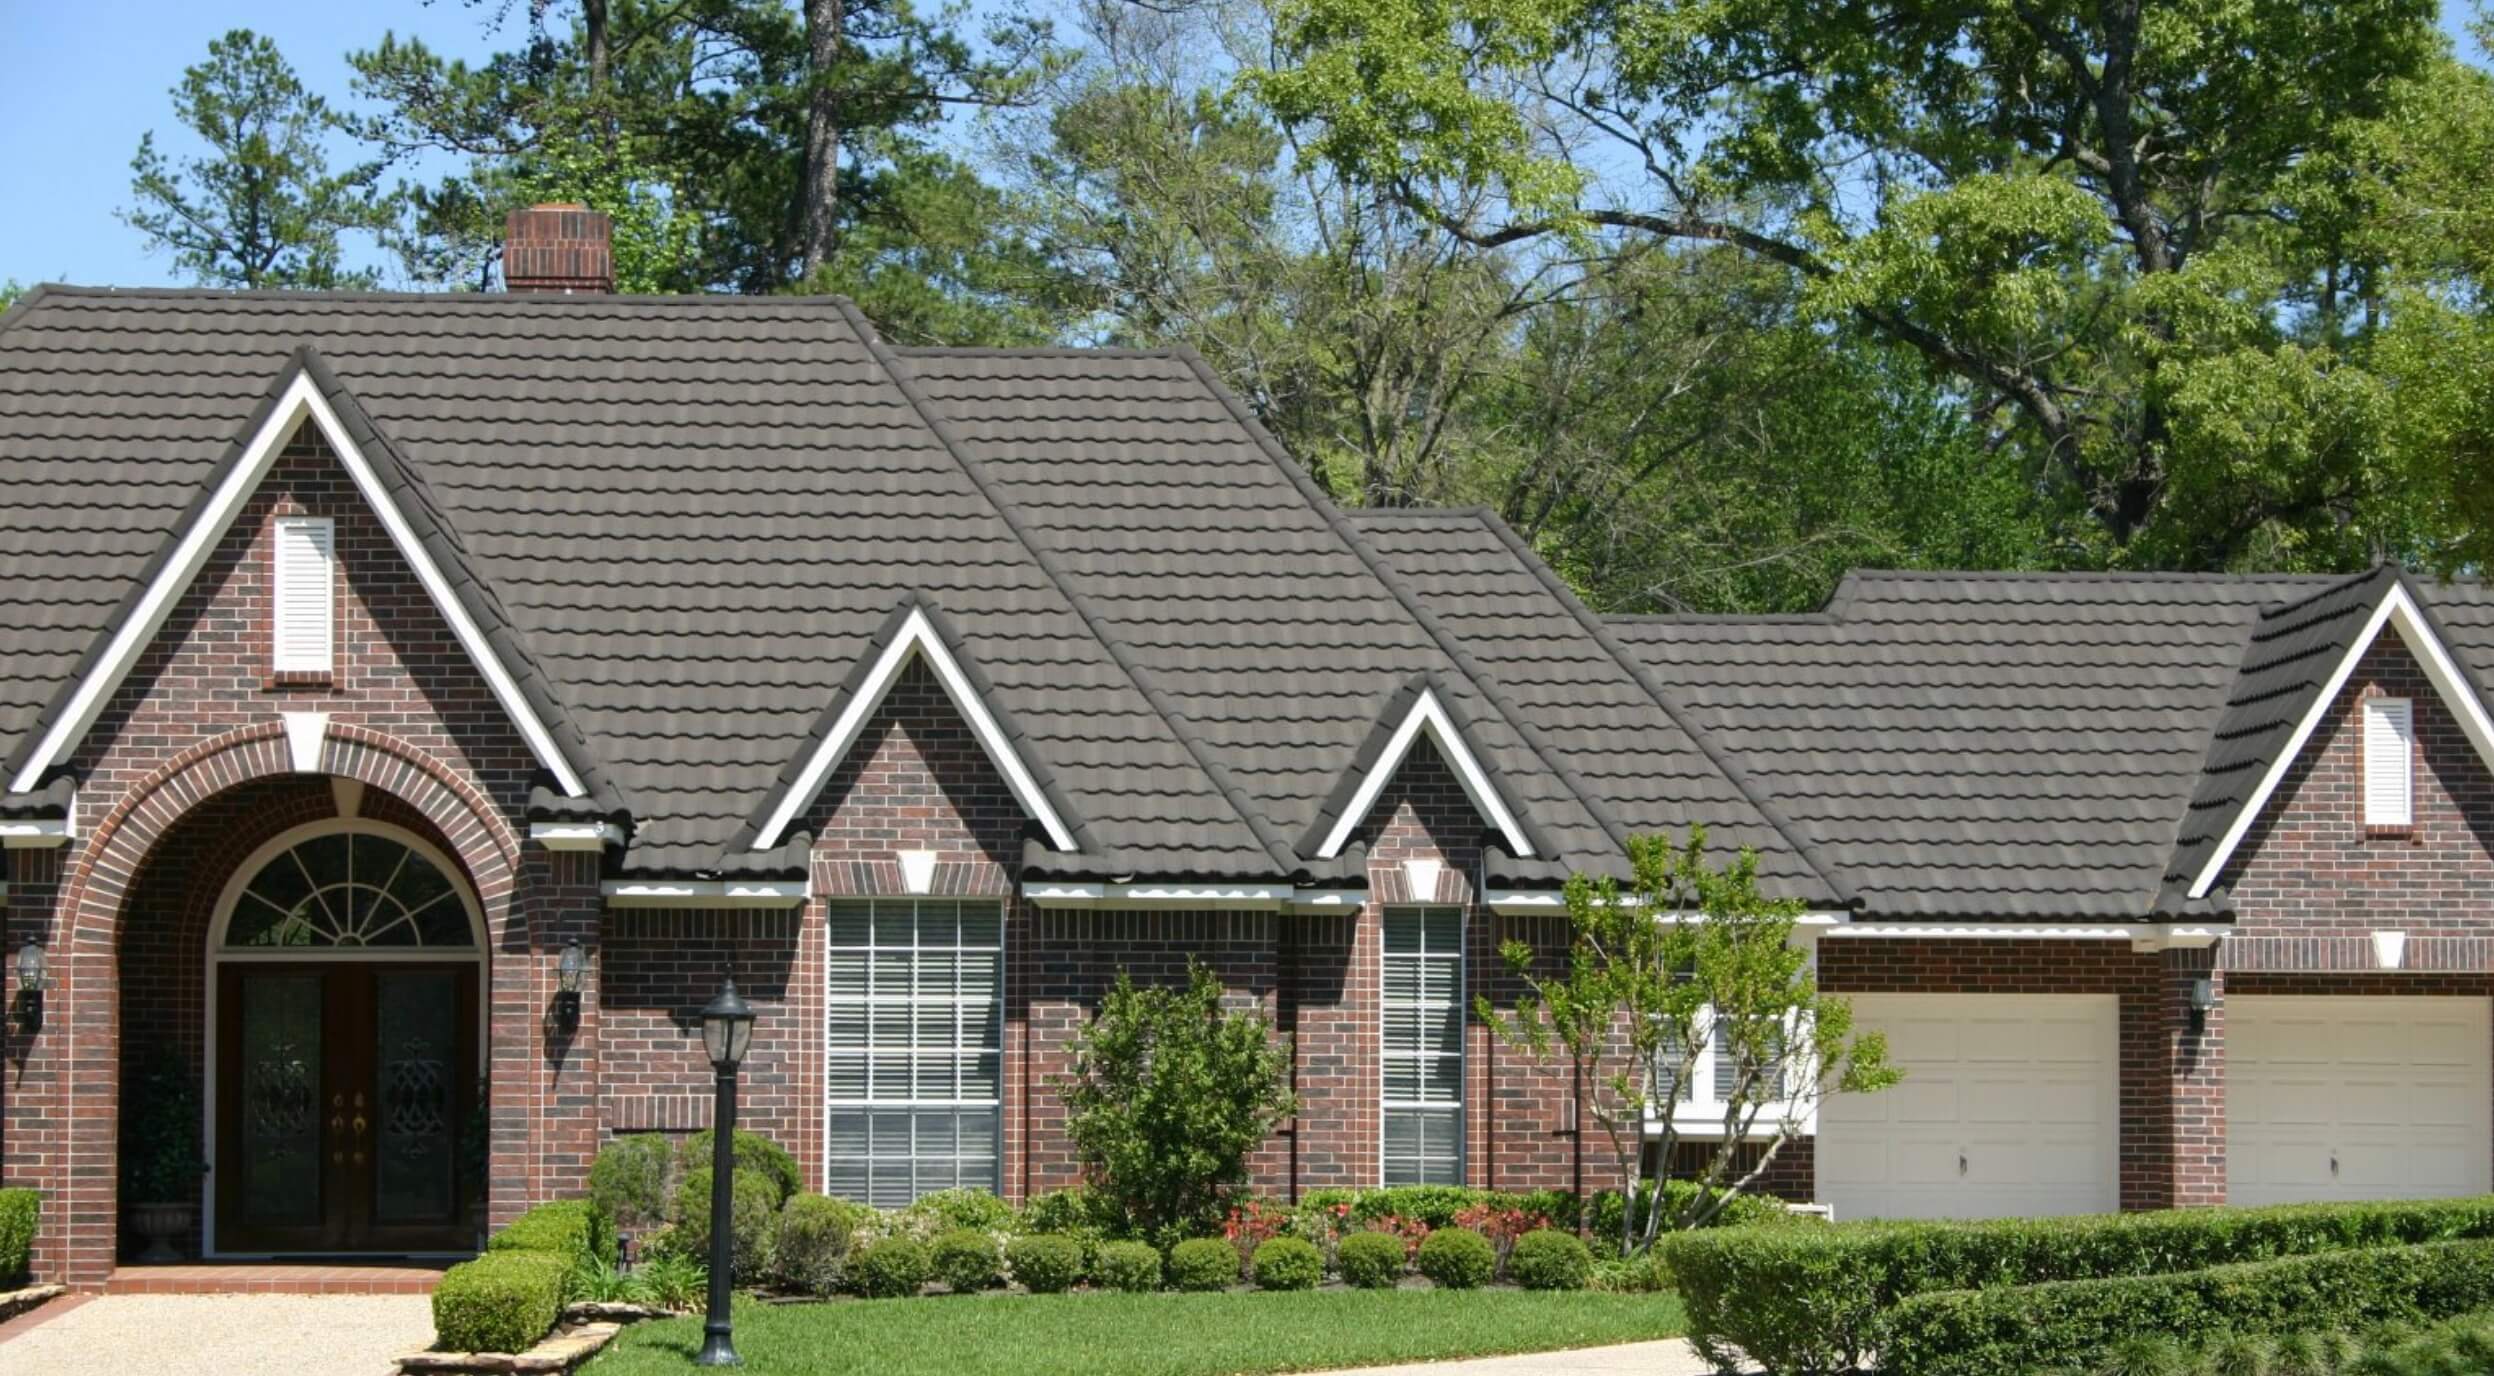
[214,962,480,1254]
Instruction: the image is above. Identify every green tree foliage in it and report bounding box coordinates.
[1484,829,1896,1255]
[0,282,21,312]
[1053,962,1295,1246]
[124,30,387,289]
[1253,0,2465,569]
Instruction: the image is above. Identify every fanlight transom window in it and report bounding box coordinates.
[224,831,474,949]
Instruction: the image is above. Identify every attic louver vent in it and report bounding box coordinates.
[2364,696,2414,828]
[272,515,336,673]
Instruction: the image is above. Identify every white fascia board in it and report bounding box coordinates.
[1286,887,1369,911]
[530,820,624,851]
[601,879,808,909]
[2189,585,2494,898]
[1828,921,2226,946]
[0,818,71,849]
[1024,880,1297,910]
[7,372,588,798]
[752,608,1077,854]
[1315,688,1533,861]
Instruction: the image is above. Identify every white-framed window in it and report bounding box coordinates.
[1382,905,1464,1185]
[271,515,336,673]
[2364,696,2415,828]
[824,898,1002,1206]
[1650,1008,1802,1132]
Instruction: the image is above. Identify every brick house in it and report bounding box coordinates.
[4,208,2493,1287]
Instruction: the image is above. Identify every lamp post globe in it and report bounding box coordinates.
[695,977,756,1367]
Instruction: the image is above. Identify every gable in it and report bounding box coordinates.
[746,600,1084,856]
[5,354,595,801]
[1301,674,1534,861]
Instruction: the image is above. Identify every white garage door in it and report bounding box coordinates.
[1817,993,2120,1220]
[2229,996,2491,1206]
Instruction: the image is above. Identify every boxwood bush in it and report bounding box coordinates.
[1094,1239,1164,1293]
[1417,1227,1495,1289]
[1006,1233,1084,1294]
[1882,1237,2494,1376]
[930,1227,1003,1292]
[1168,1236,1240,1291]
[851,1236,932,1299]
[433,1249,570,1354]
[1337,1230,1407,1289]
[774,1194,871,1296]
[1663,1196,2494,1376]
[0,1188,36,1286]
[910,1189,1016,1235]
[669,1167,780,1281]
[485,1198,614,1267]
[679,1129,802,1207]
[1252,1236,1324,1291]
[587,1134,675,1233]
[1508,1229,1594,1291]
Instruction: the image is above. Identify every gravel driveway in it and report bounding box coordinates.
[0,1293,434,1375]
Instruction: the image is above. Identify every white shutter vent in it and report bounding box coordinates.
[2363,696,2414,828]
[272,516,336,673]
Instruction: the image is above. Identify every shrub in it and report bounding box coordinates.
[1417,1227,1495,1290]
[1337,1230,1407,1289]
[1350,1186,1483,1229]
[433,1249,569,1353]
[1882,1238,2494,1376]
[679,1130,801,1207]
[1509,1229,1594,1291]
[0,1189,35,1286]
[851,1236,932,1299]
[1007,1233,1084,1294]
[486,1199,614,1267]
[1589,1250,1674,1294]
[119,1050,206,1204]
[1021,1187,1112,1237]
[1094,1239,1164,1293]
[931,1227,1003,1292]
[1168,1236,1241,1291]
[908,1188,1016,1235]
[1663,1196,2494,1376]
[1588,1179,1799,1239]
[636,1253,707,1311]
[668,1167,779,1281]
[1253,1236,1324,1291]
[775,1194,871,1296]
[589,1134,675,1232]
[1054,964,1295,1242]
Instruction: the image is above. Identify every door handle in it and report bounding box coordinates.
[1958,1150,1969,1177]
[2330,1153,2340,1178]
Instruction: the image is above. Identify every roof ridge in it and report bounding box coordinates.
[2252,562,2397,624]
[894,345,1184,360]
[1844,567,2356,585]
[1166,344,1643,861]
[843,304,1303,876]
[26,283,858,308]
[1467,509,1858,909]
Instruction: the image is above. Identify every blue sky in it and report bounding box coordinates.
[2,0,2489,290]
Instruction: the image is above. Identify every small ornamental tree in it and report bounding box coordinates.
[1054,963,1295,1245]
[1483,827,1899,1256]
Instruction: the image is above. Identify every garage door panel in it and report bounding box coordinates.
[2229,996,2491,1207]
[1819,994,2118,1221]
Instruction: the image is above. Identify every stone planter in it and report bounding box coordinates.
[125,1202,195,1264]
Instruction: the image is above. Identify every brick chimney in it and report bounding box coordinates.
[503,203,615,294]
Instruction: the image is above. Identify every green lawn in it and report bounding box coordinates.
[587,1289,1685,1375]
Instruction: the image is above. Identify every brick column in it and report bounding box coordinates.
[2,849,69,1282]
[530,848,604,1204]
[2161,945,2226,1207]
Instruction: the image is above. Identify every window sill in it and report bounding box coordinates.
[2363,824,2417,842]
[263,670,335,691]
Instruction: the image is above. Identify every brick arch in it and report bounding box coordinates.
[40,721,523,1287]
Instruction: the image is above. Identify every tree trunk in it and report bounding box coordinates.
[800,0,843,282]
[584,0,612,148]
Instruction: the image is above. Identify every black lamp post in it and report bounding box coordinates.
[696,978,756,1368]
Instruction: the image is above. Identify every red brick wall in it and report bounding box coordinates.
[2228,638,2494,941]
[596,911,805,1147]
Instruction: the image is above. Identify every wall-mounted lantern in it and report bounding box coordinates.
[555,940,588,1032]
[14,940,47,1033]
[2188,977,2217,1035]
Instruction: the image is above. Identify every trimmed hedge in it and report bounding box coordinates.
[1337,1230,1407,1289]
[587,1134,674,1232]
[1094,1239,1164,1293]
[1252,1236,1323,1291]
[1168,1237,1239,1291]
[1508,1229,1593,1291]
[1662,1196,2494,1376]
[930,1228,1003,1292]
[1417,1227,1495,1290]
[852,1237,932,1299]
[433,1249,570,1354]
[1882,1237,2494,1376]
[681,1129,802,1207]
[670,1167,780,1281]
[1006,1233,1084,1294]
[0,1188,35,1286]
[485,1199,614,1267]
[775,1194,871,1296]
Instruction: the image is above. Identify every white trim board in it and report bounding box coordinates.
[751,607,1077,854]
[529,820,624,851]
[2187,584,2494,899]
[7,370,588,798]
[1316,688,1533,860]
[601,879,810,909]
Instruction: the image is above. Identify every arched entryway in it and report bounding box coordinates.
[203,819,486,1254]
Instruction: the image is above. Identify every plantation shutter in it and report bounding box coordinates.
[272,516,336,673]
[1382,906,1464,1185]
[2364,697,2415,827]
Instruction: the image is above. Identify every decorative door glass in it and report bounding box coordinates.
[374,970,457,1224]
[224,832,473,948]
[238,973,322,1226]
